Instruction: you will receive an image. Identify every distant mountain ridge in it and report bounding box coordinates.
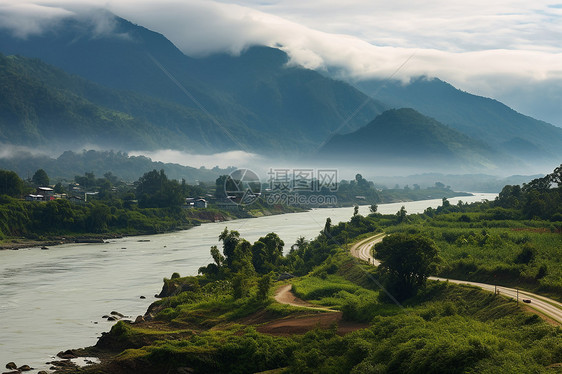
[0,149,232,183]
[355,77,562,162]
[319,108,509,171]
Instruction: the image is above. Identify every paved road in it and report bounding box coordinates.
[350,234,562,324]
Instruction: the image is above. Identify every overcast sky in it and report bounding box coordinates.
[1,0,562,125]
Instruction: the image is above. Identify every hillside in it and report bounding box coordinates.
[355,77,562,162]
[0,12,384,155]
[319,108,508,171]
[0,53,236,152]
[0,149,232,183]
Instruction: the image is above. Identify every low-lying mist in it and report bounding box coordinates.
[127,148,557,192]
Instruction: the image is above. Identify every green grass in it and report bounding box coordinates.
[115,325,298,374]
[287,282,562,374]
[388,214,562,300]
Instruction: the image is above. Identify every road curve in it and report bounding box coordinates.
[350,234,562,324]
[274,284,336,312]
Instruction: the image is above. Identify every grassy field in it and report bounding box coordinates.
[386,211,562,299]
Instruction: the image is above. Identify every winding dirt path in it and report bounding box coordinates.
[274,284,336,312]
[260,284,368,336]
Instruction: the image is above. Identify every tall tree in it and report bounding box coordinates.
[374,234,438,301]
[551,164,562,187]
[32,169,49,186]
[0,170,24,197]
[219,228,241,268]
[251,233,284,274]
[396,206,407,222]
[136,169,183,208]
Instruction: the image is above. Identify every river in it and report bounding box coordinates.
[0,193,496,372]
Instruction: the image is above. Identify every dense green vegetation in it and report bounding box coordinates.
[4,165,562,372]
[286,281,561,374]
[76,174,562,373]
[0,168,242,243]
[376,166,562,298]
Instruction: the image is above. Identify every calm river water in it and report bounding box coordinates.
[0,193,496,372]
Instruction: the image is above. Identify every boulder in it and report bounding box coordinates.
[57,350,77,359]
[110,311,125,318]
[18,365,33,371]
[5,363,17,370]
[140,295,146,299]
[134,315,145,323]
[48,360,75,368]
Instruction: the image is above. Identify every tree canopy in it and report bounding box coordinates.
[374,233,438,301]
[136,169,184,208]
[0,170,24,197]
[32,168,49,186]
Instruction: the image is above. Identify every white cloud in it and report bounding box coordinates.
[128,149,263,169]
[1,0,562,124]
[0,2,74,37]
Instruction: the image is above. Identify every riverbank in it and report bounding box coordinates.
[0,190,475,251]
[0,203,306,251]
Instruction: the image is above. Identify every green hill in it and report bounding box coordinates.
[319,108,508,171]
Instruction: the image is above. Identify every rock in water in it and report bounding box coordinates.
[5,362,17,370]
[18,364,33,371]
[57,350,78,359]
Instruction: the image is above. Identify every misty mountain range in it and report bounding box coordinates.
[1,11,561,174]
